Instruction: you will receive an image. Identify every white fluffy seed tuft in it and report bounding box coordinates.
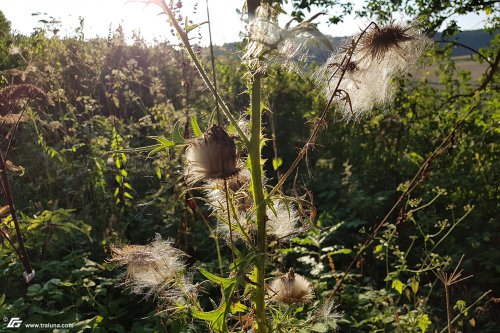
[270,268,314,305]
[109,235,193,302]
[267,200,301,240]
[315,22,431,119]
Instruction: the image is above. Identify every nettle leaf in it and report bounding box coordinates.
[417,314,431,332]
[191,115,203,138]
[411,278,419,295]
[325,248,352,256]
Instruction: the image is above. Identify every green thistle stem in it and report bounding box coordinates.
[249,72,267,333]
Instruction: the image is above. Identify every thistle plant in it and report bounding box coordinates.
[109,1,432,331]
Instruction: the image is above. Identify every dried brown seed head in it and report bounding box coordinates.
[185,124,239,184]
[0,84,51,116]
[358,23,414,60]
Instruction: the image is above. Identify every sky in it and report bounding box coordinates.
[0,0,489,45]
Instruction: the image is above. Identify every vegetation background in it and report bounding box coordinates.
[0,0,498,332]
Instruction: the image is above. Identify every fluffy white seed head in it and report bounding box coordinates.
[109,235,190,299]
[205,169,256,244]
[243,3,332,70]
[267,200,301,240]
[185,124,239,185]
[270,268,314,305]
[316,301,343,331]
[316,22,431,119]
[316,53,394,119]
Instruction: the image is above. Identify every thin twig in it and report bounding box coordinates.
[224,178,236,263]
[205,0,221,124]
[266,22,378,201]
[328,103,477,298]
[437,47,499,109]
[437,39,493,66]
[438,290,492,333]
[0,151,33,277]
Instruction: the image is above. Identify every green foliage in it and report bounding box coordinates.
[0,2,498,332]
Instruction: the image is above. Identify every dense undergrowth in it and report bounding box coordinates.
[0,6,498,332]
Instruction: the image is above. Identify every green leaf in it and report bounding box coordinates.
[411,278,419,295]
[417,314,431,332]
[326,248,352,256]
[184,16,207,34]
[191,115,203,138]
[230,302,248,314]
[191,305,225,331]
[272,157,283,170]
[391,279,404,294]
[147,136,176,156]
[149,136,176,148]
[172,121,185,144]
[199,268,236,289]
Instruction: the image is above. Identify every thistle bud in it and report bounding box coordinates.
[270,268,314,305]
[185,124,239,184]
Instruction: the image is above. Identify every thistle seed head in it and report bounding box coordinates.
[316,301,342,331]
[270,268,314,305]
[185,124,239,185]
[243,3,332,72]
[315,22,430,119]
[206,169,253,214]
[267,200,301,240]
[358,23,414,60]
[109,235,189,296]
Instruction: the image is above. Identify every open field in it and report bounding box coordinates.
[420,55,489,87]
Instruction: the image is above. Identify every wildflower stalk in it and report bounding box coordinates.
[0,152,33,279]
[205,0,221,124]
[444,282,452,333]
[193,203,224,275]
[329,103,477,298]
[249,72,268,333]
[158,0,250,146]
[245,1,267,329]
[438,289,492,333]
[224,178,236,263]
[265,23,378,202]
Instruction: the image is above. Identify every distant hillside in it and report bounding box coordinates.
[213,29,495,62]
[433,29,496,56]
